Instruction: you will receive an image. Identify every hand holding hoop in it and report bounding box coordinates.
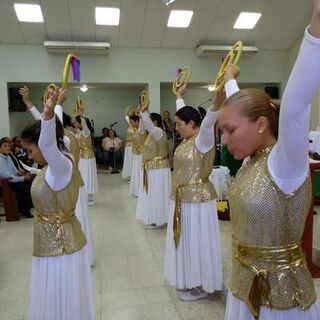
[213,41,243,92]
[172,66,191,94]
[43,83,57,104]
[139,90,149,112]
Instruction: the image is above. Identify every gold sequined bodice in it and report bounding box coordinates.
[132,130,147,155]
[31,166,86,257]
[170,134,216,202]
[126,126,134,147]
[64,129,84,187]
[79,134,95,159]
[229,146,316,313]
[142,131,170,170]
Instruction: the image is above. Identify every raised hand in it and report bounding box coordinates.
[310,0,320,37]
[19,85,33,109]
[176,82,187,99]
[57,88,67,106]
[224,64,240,82]
[43,87,59,120]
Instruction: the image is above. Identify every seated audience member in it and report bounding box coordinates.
[102,129,123,169]
[0,137,33,218]
[94,127,109,165]
[12,136,31,165]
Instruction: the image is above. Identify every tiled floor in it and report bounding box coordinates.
[0,172,320,320]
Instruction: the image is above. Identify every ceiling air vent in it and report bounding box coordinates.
[196,44,258,57]
[44,41,110,54]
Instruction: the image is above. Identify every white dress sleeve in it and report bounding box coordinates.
[269,27,320,194]
[54,105,63,123]
[140,111,163,141]
[138,119,146,134]
[176,98,186,111]
[80,117,91,138]
[29,106,42,120]
[195,111,219,154]
[38,116,73,191]
[225,79,240,98]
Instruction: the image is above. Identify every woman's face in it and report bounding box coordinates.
[73,121,82,130]
[218,105,262,160]
[109,130,115,138]
[130,120,139,128]
[175,116,197,139]
[22,141,46,165]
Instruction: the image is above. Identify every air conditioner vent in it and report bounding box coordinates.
[196,44,258,57]
[44,41,110,54]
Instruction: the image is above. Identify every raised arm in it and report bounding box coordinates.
[19,86,41,120]
[40,89,72,191]
[269,9,320,193]
[140,111,163,141]
[80,117,91,138]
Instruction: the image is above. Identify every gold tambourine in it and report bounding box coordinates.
[139,90,149,109]
[62,53,80,89]
[73,96,82,116]
[213,41,243,92]
[43,83,57,103]
[125,105,134,116]
[172,66,191,94]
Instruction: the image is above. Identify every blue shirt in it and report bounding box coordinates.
[0,153,24,183]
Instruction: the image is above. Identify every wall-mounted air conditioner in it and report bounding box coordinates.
[196,44,258,57]
[43,41,110,54]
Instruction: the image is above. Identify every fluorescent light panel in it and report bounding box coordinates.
[14,3,43,22]
[234,12,261,29]
[167,10,193,28]
[95,7,120,26]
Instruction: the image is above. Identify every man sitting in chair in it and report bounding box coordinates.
[0,137,33,218]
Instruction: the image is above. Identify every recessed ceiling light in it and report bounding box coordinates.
[14,3,44,23]
[234,12,261,29]
[167,10,193,28]
[80,85,88,92]
[95,7,120,26]
[162,0,176,5]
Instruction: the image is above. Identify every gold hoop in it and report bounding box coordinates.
[139,90,149,109]
[172,66,191,94]
[213,41,243,92]
[43,83,57,103]
[61,53,79,89]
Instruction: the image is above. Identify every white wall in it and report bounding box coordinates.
[0,43,288,137]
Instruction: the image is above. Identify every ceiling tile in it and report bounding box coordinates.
[195,0,222,13]
[96,26,119,45]
[161,28,188,48]
[190,12,216,29]
[182,27,208,48]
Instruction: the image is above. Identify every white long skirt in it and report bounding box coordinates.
[76,185,95,266]
[122,146,133,180]
[136,167,171,225]
[30,246,94,320]
[129,154,142,197]
[164,200,223,293]
[79,157,98,195]
[225,291,320,320]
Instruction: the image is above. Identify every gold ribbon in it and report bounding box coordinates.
[143,156,168,193]
[233,238,305,319]
[173,178,209,248]
[35,211,75,243]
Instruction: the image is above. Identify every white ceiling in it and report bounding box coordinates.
[0,0,313,50]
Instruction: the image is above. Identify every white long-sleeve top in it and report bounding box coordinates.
[223,28,320,194]
[80,117,91,138]
[175,98,218,154]
[29,106,41,120]
[139,111,163,141]
[39,116,73,191]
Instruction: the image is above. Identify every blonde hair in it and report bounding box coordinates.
[222,88,280,139]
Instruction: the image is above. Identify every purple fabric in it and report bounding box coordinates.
[71,57,80,82]
[176,68,182,77]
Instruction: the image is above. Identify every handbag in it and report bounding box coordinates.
[216,181,230,221]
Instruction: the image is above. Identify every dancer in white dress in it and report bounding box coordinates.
[164,84,223,301]
[221,2,320,318]
[129,114,147,197]
[19,86,95,267]
[73,100,98,205]
[136,105,171,229]
[122,115,134,181]
[21,89,94,320]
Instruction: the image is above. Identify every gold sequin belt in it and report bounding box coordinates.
[233,238,305,318]
[143,156,169,193]
[35,210,75,224]
[173,178,209,248]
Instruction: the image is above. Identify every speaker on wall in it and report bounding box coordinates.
[264,86,280,99]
